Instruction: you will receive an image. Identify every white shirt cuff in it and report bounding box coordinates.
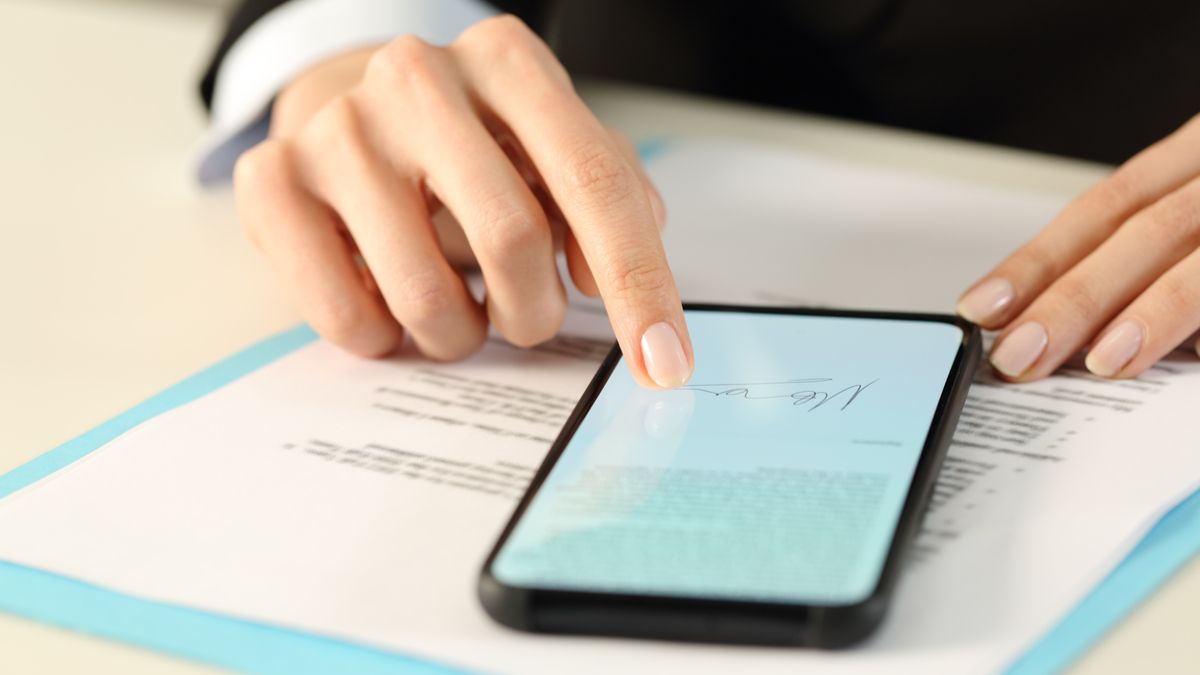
[195,0,498,185]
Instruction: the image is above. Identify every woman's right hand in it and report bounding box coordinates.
[234,15,693,389]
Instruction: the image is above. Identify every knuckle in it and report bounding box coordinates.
[1085,171,1145,217]
[309,296,376,348]
[476,200,547,258]
[300,96,374,182]
[368,34,446,94]
[233,140,290,194]
[465,13,534,42]
[378,34,436,72]
[456,15,568,86]
[502,301,566,348]
[605,253,673,300]
[562,140,637,206]
[1153,273,1200,318]
[1008,243,1061,286]
[310,95,367,152]
[233,141,293,246]
[459,14,539,54]
[390,271,456,327]
[1139,193,1200,249]
[1047,276,1104,323]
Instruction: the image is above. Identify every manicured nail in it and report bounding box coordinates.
[640,322,691,388]
[956,278,1015,325]
[1085,320,1143,377]
[990,322,1048,377]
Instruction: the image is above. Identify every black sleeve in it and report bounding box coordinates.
[198,0,549,113]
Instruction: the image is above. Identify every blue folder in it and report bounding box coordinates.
[1,323,1197,674]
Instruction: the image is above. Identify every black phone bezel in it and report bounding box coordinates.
[478,303,982,648]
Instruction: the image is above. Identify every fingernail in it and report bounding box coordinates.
[957,278,1015,325]
[648,186,667,228]
[990,321,1048,377]
[640,322,691,388]
[1085,320,1143,377]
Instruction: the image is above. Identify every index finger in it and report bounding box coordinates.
[452,16,692,389]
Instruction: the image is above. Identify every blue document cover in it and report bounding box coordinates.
[0,323,1197,674]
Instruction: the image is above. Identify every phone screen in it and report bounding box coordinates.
[491,309,964,606]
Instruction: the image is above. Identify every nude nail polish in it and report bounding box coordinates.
[1085,320,1143,377]
[956,278,1015,325]
[640,322,691,388]
[990,322,1048,377]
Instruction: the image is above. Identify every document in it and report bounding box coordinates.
[0,140,1197,673]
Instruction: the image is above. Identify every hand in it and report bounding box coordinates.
[234,15,693,389]
[956,113,1200,381]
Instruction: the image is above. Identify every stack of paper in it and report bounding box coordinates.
[0,140,1196,674]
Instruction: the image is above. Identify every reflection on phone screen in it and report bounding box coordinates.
[493,311,963,605]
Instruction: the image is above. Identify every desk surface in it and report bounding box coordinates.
[1,1,1196,672]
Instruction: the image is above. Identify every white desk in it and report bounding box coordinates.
[1,0,1196,672]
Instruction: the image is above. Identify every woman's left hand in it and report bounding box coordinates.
[956,113,1200,381]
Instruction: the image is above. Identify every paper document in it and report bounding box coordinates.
[0,140,1197,673]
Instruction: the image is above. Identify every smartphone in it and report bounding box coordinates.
[478,305,980,648]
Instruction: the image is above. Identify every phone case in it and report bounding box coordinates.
[478,304,982,647]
